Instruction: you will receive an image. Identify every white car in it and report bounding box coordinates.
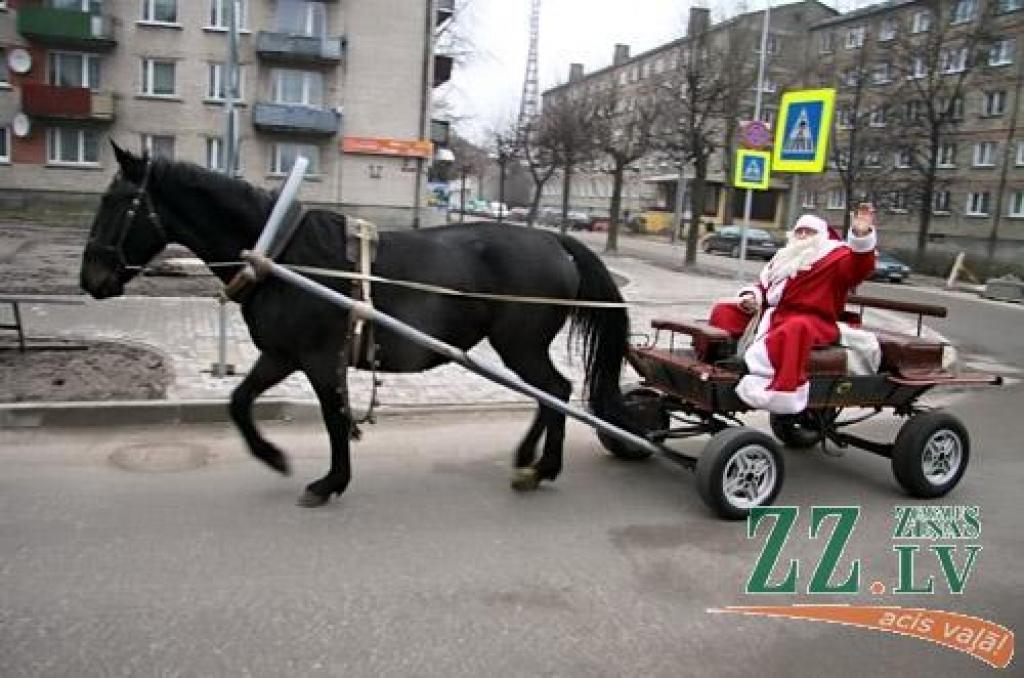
[488,202,510,219]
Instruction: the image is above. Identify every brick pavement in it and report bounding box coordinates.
[20,253,918,409]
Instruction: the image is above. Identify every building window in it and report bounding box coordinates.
[845,27,865,49]
[833,150,849,169]
[951,0,976,24]
[141,0,177,24]
[801,191,817,209]
[271,142,320,175]
[911,11,931,33]
[208,0,248,30]
[759,108,775,126]
[819,32,835,54]
[1017,141,1024,166]
[0,127,9,163]
[141,134,174,160]
[933,190,951,214]
[997,0,1023,13]
[842,68,860,87]
[49,52,101,90]
[207,63,244,101]
[827,189,846,210]
[989,39,1015,66]
[869,106,887,127]
[938,143,957,167]
[46,127,100,166]
[274,0,325,37]
[904,100,925,123]
[53,0,98,11]
[973,141,997,167]
[872,62,892,84]
[942,96,965,121]
[205,136,241,173]
[0,48,7,87]
[838,107,854,129]
[1009,191,1024,217]
[895,149,913,168]
[890,191,908,212]
[941,47,967,74]
[983,91,1007,117]
[272,68,323,107]
[878,18,897,41]
[909,56,927,79]
[141,58,176,96]
[966,191,990,216]
[865,150,881,167]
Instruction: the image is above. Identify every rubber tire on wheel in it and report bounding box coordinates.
[597,386,667,461]
[892,411,970,499]
[770,412,824,449]
[697,428,784,520]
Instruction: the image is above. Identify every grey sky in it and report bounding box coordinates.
[442,0,878,144]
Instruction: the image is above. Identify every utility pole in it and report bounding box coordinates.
[224,0,240,175]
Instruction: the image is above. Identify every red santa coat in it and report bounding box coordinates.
[709,229,876,413]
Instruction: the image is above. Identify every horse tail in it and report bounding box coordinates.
[558,236,634,430]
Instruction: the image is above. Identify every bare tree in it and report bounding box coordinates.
[590,82,662,251]
[541,89,599,235]
[883,0,997,267]
[656,27,741,265]
[519,106,563,227]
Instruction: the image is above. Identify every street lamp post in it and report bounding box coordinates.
[737,2,771,280]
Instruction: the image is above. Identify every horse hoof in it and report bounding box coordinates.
[296,490,330,508]
[510,467,540,492]
[256,447,291,476]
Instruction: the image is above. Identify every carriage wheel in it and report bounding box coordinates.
[770,410,831,449]
[597,386,667,461]
[696,428,784,520]
[892,411,970,499]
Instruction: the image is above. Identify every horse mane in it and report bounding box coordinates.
[153,158,277,225]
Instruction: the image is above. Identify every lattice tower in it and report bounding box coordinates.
[516,0,542,147]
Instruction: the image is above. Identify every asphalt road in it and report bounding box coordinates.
[1,399,1021,677]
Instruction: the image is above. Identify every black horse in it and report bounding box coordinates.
[81,144,632,506]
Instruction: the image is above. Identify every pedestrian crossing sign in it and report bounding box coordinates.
[734,149,770,190]
[772,88,836,173]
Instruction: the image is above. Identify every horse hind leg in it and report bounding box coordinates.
[296,351,354,508]
[229,352,297,476]
[494,340,573,492]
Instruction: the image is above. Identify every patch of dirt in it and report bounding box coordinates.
[1,221,209,402]
[0,340,171,403]
[0,222,221,297]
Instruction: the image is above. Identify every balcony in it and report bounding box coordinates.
[430,119,451,147]
[433,54,453,88]
[17,8,117,51]
[252,102,340,136]
[436,0,454,26]
[255,31,344,66]
[21,83,116,122]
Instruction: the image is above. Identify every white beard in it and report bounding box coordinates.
[760,232,827,286]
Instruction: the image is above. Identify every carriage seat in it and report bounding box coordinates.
[869,328,947,374]
[650,318,848,376]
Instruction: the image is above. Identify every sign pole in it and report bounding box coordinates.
[737,1,771,281]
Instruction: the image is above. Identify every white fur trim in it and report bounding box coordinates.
[847,227,876,253]
[794,214,829,236]
[837,323,881,375]
[735,374,811,414]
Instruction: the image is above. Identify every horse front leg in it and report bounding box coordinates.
[297,351,353,508]
[229,351,297,475]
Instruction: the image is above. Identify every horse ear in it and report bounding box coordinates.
[110,140,145,183]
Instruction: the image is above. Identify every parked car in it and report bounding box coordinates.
[871,251,912,283]
[488,202,510,219]
[508,207,530,222]
[702,225,782,260]
[566,210,593,231]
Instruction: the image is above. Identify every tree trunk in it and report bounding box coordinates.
[721,121,737,226]
[606,166,624,252]
[915,132,941,269]
[685,164,707,266]
[527,178,545,228]
[560,163,572,237]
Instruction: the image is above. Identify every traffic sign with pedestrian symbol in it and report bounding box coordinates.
[772,88,836,173]
[734,149,770,190]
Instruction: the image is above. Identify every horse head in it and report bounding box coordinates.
[80,142,170,298]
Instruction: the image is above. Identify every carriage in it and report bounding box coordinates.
[598,294,1003,519]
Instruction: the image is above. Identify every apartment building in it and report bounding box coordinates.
[539,1,838,232]
[0,0,453,227]
[803,0,1023,271]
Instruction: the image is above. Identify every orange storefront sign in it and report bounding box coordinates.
[341,137,433,159]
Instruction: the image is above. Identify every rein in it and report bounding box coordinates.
[88,158,168,275]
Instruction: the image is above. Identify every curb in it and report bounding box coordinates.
[0,398,540,429]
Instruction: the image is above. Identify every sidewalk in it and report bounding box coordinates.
[14,252,922,412]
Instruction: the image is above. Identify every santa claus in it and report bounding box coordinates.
[709,207,878,414]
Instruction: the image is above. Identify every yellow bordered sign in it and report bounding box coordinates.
[772,88,836,173]
[734,149,771,190]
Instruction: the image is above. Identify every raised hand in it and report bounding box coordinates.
[850,203,877,236]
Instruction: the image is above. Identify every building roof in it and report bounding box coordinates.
[810,0,919,30]
[542,0,838,97]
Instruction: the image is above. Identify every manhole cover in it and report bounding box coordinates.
[109,442,210,473]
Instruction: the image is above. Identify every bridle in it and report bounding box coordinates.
[87,157,169,275]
